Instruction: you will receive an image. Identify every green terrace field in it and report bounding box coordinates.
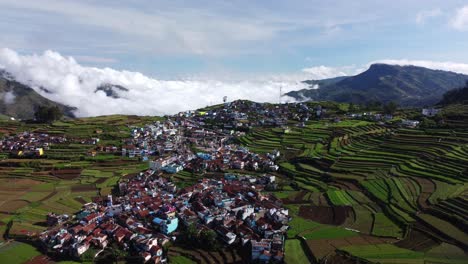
[241,118,468,263]
[0,115,159,244]
[0,108,467,263]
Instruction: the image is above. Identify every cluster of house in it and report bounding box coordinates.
[121,120,187,161]
[0,132,67,157]
[0,129,106,157]
[401,119,421,128]
[40,170,289,263]
[187,100,320,130]
[348,112,394,121]
[119,115,281,175]
[150,145,281,174]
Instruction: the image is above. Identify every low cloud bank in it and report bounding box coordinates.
[0,48,306,117]
[1,91,15,104]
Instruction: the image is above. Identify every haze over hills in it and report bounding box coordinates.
[288,64,468,106]
[0,48,306,117]
[1,48,468,119]
[0,70,76,119]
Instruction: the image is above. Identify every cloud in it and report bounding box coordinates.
[0,48,306,117]
[416,8,442,24]
[369,59,468,75]
[74,56,118,64]
[0,0,292,56]
[451,5,468,30]
[301,65,357,80]
[2,91,15,104]
[302,59,468,82]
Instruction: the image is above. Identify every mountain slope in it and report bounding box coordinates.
[95,83,129,99]
[0,70,76,119]
[287,64,468,106]
[438,81,468,105]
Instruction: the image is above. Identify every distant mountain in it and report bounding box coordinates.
[302,76,348,87]
[0,70,76,119]
[287,64,468,106]
[95,83,129,99]
[438,82,468,105]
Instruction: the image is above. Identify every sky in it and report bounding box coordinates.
[0,0,468,116]
[0,0,468,78]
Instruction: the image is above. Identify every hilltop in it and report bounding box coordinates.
[288,64,468,107]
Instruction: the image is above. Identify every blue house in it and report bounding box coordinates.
[224,173,237,180]
[153,217,179,234]
[162,164,183,174]
[197,152,212,160]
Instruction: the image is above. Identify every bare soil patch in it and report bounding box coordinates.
[414,177,436,209]
[50,169,82,180]
[306,234,396,260]
[299,205,353,225]
[71,184,96,192]
[396,227,440,251]
[0,199,30,213]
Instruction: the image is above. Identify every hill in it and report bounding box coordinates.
[438,81,468,105]
[287,64,468,106]
[0,70,76,120]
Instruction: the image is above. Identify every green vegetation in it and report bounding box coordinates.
[339,244,424,260]
[0,242,42,264]
[169,255,196,264]
[34,105,63,123]
[302,226,358,240]
[284,239,310,264]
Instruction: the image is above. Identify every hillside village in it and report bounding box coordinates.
[0,99,462,264]
[40,171,288,263]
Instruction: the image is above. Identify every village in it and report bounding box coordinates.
[0,100,445,263]
[35,101,297,263]
[39,170,289,263]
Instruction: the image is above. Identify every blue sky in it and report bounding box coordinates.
[1,0,468,79]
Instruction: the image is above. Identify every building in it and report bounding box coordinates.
[153,217,179,235]
[422,108,440,117]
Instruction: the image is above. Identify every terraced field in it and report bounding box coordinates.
[0,115,160,242]
[241,118,468,263]
[0,107,467,263]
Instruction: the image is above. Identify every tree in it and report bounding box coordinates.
[366,100,382,111]
[199,229,219,250]
[420,117,437,128]
[348,102,356,112]
[383,101,398,115]
[183,223,198,243]
[34,105,63,123]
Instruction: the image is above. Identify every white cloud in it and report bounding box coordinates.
[369,59,468,75]
[2,91,15,104]
[74,56,118,64]
[0,0,289,56]
[416,8,442,24]
[451,5,468,31]
[301,65,357,79]
[0,48,306,117]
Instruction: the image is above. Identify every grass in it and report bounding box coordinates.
[287,216,321,237]
[284,239,310,264]
[302,226,358,240]
[339,244,424,260]
[371,213,403,238]
[0,242,42,264]
[169,255,197,264]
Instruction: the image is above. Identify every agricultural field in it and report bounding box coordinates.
[0,105,467,263]
[242,114,468,263]
[0,115,162,243]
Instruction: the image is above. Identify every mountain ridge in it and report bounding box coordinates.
[287,64,468,106]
